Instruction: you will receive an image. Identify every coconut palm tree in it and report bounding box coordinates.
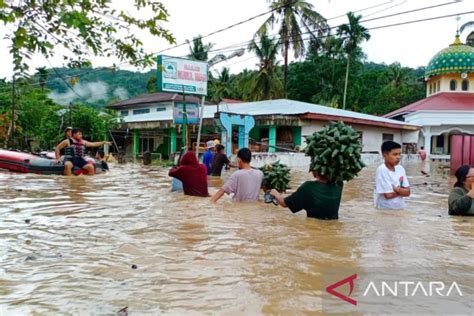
[256,0,327,96]
[187,36,214,61]
[210,67,233,103]
[337,12,370,109]
[248,31,283,100]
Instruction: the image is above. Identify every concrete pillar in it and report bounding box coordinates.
[238,125,246,149]
[269,126,277,153]
[423,127,432,159]
[292,126,302,147]
[133,129,139,160]
[431,135,437,155]
[170,127,177,154]
[443,133,449,154]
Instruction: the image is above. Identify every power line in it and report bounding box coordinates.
[1,0,468,91]
[45,59,84,99]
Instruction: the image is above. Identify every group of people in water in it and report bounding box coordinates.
[169,139,474,219]
[54,127,111,175]
[50,128,473,218]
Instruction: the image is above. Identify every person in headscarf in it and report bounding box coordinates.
[169,151,209,197]
[448,165,474,216]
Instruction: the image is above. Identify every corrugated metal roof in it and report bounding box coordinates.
[384,92,474,118]
[108,92,205,108]
[123,99,420,128]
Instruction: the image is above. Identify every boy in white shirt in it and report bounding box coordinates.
[374,141,411,209]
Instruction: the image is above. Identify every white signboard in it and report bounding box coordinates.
[157,55,208,96]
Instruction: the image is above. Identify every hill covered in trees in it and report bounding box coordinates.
[42,56,426,116]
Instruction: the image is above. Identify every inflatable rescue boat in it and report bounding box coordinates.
[0,149,105,175]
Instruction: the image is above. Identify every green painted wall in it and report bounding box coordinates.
[292,126,302,146]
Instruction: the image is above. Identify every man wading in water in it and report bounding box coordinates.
[55,128,111,176]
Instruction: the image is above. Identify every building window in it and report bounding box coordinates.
[133,108,150,115]
[156,107,166,112]
[120,110,129,117]
[383,133,394,141]
[450,79,457,91]
[437,80,440,92]
[462,79,469,91]
[429,84,432,94]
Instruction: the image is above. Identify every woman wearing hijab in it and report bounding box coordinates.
[448,165,474,216]
[169,151,209,197]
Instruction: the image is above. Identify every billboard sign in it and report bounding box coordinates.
[157,55,208,96]
[173,103,199,125]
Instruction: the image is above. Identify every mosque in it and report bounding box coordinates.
[385,32,474,161]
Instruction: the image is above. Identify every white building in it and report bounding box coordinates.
[385,34,474,160]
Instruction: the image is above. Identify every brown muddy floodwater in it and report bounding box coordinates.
[0,162,473,315]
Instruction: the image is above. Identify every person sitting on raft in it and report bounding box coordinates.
[57,126,73,159]
[55,128,111,176]
[449,165,474,216]
[211,148,263,203]
[270,170,343,220]
[169,151,209,197]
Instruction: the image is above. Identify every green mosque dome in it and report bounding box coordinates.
[425,34,474,78]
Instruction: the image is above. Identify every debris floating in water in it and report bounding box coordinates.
[131,264,137,269]
[117,306,128,316]
[25,219,30,224]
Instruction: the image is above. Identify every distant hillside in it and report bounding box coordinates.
[44,67,155,108]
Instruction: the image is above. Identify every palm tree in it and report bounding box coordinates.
[210,67,232,103]
[337,12,370,109]
[187,36,214,61]
[256,0,327,96]
[248,31,283,100]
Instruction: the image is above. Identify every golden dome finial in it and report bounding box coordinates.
[451,32,462,46]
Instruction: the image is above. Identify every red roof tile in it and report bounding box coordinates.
[384,92,474,118]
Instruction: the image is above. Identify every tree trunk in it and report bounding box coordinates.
[343,56,350,110]
[283,40,289,98]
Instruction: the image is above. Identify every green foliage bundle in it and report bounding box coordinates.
[305,121,365,184]
[260,161,291,192]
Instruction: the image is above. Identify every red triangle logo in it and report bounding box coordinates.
[326,273,358,306]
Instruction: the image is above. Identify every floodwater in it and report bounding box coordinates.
[0,162,473,315]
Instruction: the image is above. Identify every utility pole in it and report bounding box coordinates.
[10,75,16,148]
[69,102,72,126]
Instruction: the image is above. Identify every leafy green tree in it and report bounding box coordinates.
[0,0,175,75]
[248,31,283,100]
[187,36,214,61]
[337,12,371,109]
[209,67,233,103]
[257,0,327,95]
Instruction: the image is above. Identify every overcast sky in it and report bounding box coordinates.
[0,0,473,79]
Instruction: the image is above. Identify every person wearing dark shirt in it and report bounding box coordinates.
[448,165,474,216]
[169,151,209,197]
[203,140,215,175]
[58,127,73,157]
[270,171,343,220]
[210,144,237,176]
[95,150,110,171]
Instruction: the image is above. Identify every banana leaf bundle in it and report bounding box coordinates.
[260,161,291,192]
[304,121,365,184]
